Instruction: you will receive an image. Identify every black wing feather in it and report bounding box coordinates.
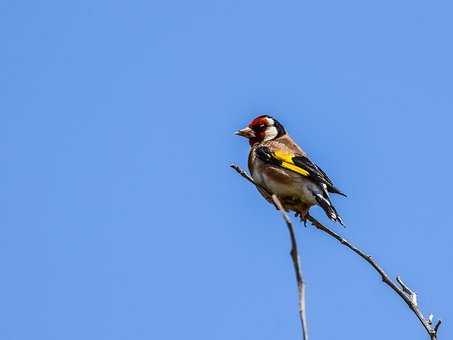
[292,156,347,197]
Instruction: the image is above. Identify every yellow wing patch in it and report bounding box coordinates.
[273,150,295,163]
[273,150,310,177]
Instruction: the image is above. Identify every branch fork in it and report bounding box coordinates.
[396,276,417,306]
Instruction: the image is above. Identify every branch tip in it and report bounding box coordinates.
[434,320,442,332]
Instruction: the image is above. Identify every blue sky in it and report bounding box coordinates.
[2,0,452,339]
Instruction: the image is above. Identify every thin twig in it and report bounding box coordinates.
[272,194,308,340]
[231,164,441,340]
[305,214,441,340]
[230,164,308,339]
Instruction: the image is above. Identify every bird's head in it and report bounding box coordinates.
[235,115,286,146]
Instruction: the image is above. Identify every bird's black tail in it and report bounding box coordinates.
[313,192,344,226]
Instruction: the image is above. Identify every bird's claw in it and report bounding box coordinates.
[295,212,308,227]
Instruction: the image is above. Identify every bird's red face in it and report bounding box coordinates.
[235,115,286,145]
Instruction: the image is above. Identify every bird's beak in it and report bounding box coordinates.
[235,127,255,138]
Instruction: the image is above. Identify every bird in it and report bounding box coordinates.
[235,115,346,225]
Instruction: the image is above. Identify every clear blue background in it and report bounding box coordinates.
[2,0,451,339]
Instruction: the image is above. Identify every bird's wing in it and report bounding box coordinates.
[255,146,346,197]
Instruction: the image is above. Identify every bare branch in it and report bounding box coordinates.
[304,214,441,340]
[272,194,308,340]
[230,164,308,339]
[231,164,442,340]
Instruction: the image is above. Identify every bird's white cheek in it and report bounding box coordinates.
[263,126,278,141]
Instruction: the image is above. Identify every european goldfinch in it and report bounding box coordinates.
[235,115,346,225]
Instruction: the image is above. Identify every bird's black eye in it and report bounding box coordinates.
[258,124,266,129]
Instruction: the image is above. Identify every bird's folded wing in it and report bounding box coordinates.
[255,146,310,176]
[255,146,346,196]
